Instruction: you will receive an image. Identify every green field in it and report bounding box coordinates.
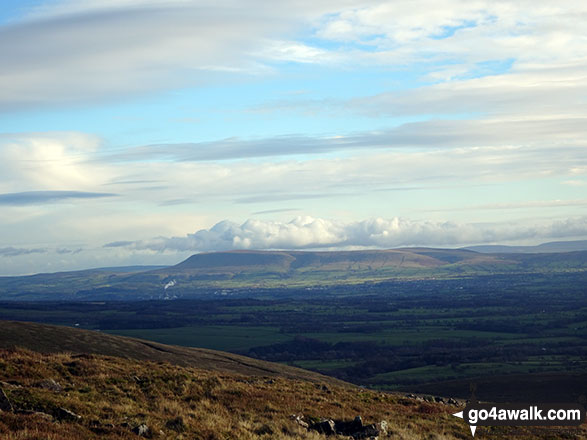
[2,269,587,402]
[106,325,290,352]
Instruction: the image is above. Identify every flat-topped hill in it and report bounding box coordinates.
[1,247,586,300]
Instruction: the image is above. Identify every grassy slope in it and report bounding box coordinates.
[0,321,342,386]
[0,321,585,439]
[1,350,584,440]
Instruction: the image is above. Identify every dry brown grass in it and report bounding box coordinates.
[0,348,585,439]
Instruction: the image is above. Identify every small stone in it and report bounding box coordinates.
[132,423,150,437]
[37,379,63,392]
[377,420,388,434]
[290,414,309,429]
[360,423,380,438]
[55,407,81,422]
[310,418,336,435]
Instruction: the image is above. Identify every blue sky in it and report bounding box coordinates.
[1,0,587,274]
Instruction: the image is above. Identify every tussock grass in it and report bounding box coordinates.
[0,348,584,439]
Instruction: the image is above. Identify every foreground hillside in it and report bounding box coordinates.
[0,348,437,439]
[2,349,585,439]
[0,321,341,385]
[0,321,585,439]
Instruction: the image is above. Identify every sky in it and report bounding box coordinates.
[1,0,587,275]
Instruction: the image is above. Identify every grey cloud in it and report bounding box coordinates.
[55,248,83,254]
[235,192,352,204]
[106,116,587,163]
[159,198,194,206]
[252,208,300,215]
[103,179,163,186]
[0,3,284,110]
[108,135,363,162]
[0,246,47,257]
[115,216,587,253]
[103,241,135,248]
[0,191,117,205]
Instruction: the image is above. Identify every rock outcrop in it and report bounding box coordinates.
[308,415,387,439]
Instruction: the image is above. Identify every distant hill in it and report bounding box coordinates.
[1,246,587,300]
[464,239,587,253]
[166,248,486,274]
[0,320,341,385]
[153,247,587,287]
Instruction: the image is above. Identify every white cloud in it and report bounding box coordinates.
[348,64,587,119]
[117,215,587,252]
[316,1,587,67]
[0,132,111,192]
[256,40,336,64]
[3,129,586,225]
[4,0,586,110]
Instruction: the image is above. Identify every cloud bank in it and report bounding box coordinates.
[115,216,587,253]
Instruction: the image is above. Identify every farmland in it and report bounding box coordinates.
[2,270,586,403]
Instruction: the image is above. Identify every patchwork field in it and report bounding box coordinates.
[2,269,586,403]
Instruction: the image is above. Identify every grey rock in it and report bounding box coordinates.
[132,423,150,437]
[335,415,363,435]
[55,407,81,422]
[377,420,388,434]
[290,414,309,429]
[310,418,336,435]
[306,415,386,439]
[354,423,380,439]
[37,379,63,392]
